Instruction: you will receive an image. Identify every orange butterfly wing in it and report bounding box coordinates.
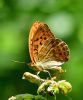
[29,21,54,64]
[29,21,69,70]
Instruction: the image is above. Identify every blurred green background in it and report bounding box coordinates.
[0,0,83,100]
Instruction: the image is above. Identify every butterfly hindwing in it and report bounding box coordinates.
[41,38,69,63]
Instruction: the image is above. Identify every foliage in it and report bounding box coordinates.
[0,0,83,100]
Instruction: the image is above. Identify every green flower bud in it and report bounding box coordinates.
[58,80,72,95]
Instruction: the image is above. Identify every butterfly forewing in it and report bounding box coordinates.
[37,38,55,62]
[29,21,55,64]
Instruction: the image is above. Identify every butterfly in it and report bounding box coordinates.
[29,21,69,72]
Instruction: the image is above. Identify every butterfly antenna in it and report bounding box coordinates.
[11,60,29,65]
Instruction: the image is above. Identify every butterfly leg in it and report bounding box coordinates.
[43,70,52,79]
[36,70,51,79]
[37,71,41,76]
